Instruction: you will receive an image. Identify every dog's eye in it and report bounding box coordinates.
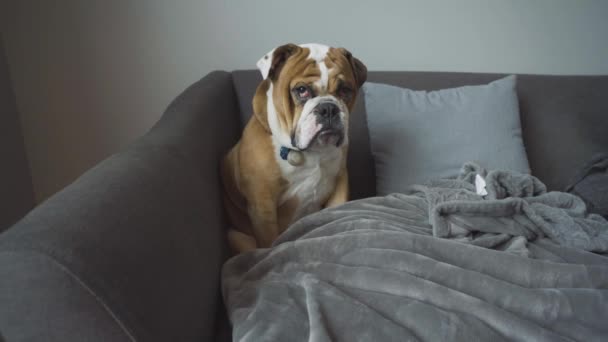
[295,86,310,98]
[338,87,353,99]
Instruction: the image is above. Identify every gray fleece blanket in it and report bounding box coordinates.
[222,164,608,341]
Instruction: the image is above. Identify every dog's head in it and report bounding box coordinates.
[253,43,367,151]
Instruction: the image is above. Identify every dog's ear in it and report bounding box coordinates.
[256,43,300,80]
[338,48,367,88]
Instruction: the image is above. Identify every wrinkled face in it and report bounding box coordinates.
[255,43,367,151]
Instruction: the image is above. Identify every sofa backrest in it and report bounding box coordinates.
[232,70,608,198]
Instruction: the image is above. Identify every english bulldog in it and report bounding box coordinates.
[221,43,367,253]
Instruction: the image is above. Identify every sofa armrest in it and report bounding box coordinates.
[0,71,241,341]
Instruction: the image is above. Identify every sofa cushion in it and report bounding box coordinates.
[363,76,530,195]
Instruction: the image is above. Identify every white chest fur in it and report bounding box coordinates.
[276,146,342,222]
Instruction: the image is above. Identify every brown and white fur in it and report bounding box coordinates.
[221,43,367,254]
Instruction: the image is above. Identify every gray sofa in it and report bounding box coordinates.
[1,70,607,341]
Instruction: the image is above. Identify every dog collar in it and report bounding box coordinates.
[279,146,291,161]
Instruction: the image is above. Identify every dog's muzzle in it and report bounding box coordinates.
[293,96,346,150]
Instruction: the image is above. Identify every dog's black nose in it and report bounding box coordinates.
[315,102,340,120]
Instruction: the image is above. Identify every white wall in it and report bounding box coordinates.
[2,0,608,201]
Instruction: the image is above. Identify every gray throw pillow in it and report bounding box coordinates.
[362,75,530,195]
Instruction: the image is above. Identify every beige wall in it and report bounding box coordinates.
[2,0,608,201]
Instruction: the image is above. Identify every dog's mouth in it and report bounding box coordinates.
[314,128,344,147]
[291,127,344,151]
